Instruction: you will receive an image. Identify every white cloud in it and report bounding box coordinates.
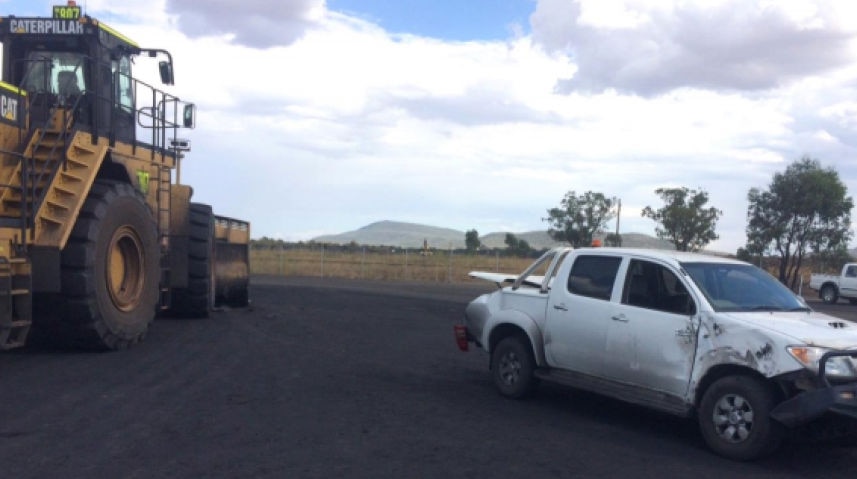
[532,0,857,95]
[164,0,325,48]
[58,0,857,254]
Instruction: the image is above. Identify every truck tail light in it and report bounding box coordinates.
[454,324,469,352]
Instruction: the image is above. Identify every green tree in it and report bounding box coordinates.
[641,187,722,252]
[745,157,853,288]
[464,229,480,253]
[504,233,532,257]
[544,191,616,247]
[813,245,854,274]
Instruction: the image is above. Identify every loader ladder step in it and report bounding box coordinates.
[159,267,171,311]
[155,164,172,311]
[0,258,32,350]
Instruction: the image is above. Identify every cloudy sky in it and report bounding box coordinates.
[7,0,857,253]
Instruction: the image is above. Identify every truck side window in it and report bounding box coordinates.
[623,259,696,315]
[567,255,621,301]
[847,266,857,278]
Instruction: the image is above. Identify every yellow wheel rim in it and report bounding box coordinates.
[106,225,146,312]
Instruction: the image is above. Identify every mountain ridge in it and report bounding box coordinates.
[312,220,674,250]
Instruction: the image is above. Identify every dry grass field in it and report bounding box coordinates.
[250,245,829,292]
[250,246,535,283]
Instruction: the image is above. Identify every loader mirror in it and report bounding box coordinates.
[159,60,174,85]
[183,104,196,128]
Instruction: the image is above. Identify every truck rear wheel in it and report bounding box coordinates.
[821,284,838,304]
[58,181,160,349]
[169,203,213,317]
[491,335,538,399]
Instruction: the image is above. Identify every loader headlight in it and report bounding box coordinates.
[787,346,857,380]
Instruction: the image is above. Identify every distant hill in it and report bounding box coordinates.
[314,221,464,249]
[312,220,674,250]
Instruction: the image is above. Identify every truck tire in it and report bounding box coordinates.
[169,203,213,317]
[491,335,538,399]
[57,180,160,349]
[698,375,783,460]
[820,284,839,304]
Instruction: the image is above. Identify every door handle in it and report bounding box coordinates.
[611,314,628,322]
[553,304,568,311]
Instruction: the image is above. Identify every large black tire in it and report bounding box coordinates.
[491,335,539,399]
[698,375,783,460]
[169,203,213,318]
[50,181,160,349]
[821,284,839,304]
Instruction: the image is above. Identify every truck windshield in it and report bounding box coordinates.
[681,262,808,313]
[21,51,85,98]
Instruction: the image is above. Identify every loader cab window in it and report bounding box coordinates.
[21,51,85,99]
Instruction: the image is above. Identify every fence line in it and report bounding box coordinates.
[250,245,533,283]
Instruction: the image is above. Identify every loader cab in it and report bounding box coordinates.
[0,5,182,148]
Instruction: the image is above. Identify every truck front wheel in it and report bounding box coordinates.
[491,335,538,399]
[698,375,783,460]
[821,284,839,304]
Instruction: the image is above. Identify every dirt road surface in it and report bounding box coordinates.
[1,275,856,478]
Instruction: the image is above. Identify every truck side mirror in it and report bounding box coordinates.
[159,60,174,85]
[183,103,196,128]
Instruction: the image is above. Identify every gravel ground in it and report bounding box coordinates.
[0,275,855,478]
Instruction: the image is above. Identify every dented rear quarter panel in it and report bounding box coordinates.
[464,286,549,364]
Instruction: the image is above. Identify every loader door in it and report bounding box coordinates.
[110,55,135,144]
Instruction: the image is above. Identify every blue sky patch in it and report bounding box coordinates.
[327,0,533,41]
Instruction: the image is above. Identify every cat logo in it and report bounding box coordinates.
[0,94,18,123]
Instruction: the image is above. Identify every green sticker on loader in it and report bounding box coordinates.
[136,170,150,195]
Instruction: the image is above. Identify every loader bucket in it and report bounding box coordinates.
[213,215,250,307]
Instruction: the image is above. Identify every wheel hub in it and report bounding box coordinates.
[728,410,742,425]
[499,352,521,385]
[713,393,754,443]
[106,225,146,312]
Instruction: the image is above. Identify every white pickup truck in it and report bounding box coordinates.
[810,263,857,304]
[454,247,857,460]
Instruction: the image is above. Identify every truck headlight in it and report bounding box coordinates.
[787,346,857,380]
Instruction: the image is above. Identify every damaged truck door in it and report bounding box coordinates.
[604,257,699,403]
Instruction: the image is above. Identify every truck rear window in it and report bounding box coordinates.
[567,255,621,300]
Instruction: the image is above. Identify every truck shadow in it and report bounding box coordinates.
[526,382,857,475]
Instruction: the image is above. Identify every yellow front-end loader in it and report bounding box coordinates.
[0,3,250,350]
